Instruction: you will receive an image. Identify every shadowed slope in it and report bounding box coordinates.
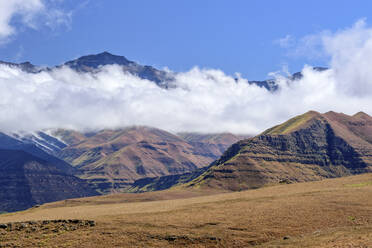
[0,150,98,212]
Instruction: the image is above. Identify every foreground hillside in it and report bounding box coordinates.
[1,174,372,247]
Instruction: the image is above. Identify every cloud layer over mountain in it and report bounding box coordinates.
[0,20,371,134]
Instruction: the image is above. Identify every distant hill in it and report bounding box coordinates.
[132,111,372,192]
[54,127,242,193]
[0,149,98,212]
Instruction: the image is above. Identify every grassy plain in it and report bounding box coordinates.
[1,174,372,247]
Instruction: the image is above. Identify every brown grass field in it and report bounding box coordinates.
[1,174,372,247]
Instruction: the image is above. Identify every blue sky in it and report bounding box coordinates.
[1,0,372,79]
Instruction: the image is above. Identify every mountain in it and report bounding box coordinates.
[1,52,328,91]
[0,149,98,212]
[0,60,40,73]
[0,132,75,175]
[247,66,328,91]
[53,127,242,193]
[63,52,174,87]
[11,131,68,155]
[0,52,173,88]
[132,111,372,192]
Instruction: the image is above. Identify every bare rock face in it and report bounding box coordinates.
[0,150,98,212]
[186,111,372,191]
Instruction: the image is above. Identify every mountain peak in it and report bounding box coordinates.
[64,51,133,71]
[353,111,371,119]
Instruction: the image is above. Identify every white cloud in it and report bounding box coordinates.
[0,20,372,134]
[0,0,71,44]
[275,35,294,48]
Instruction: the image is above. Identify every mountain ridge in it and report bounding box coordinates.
[0,51,328,91]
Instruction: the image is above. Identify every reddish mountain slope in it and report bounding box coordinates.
[55,127,242,193]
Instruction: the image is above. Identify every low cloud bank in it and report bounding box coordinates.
[0,20,372,134]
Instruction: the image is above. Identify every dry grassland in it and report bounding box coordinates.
[1,174,372,247]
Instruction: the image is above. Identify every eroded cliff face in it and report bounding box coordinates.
[186,111,372,191]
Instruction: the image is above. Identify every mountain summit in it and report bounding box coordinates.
[63,51,173,86]
[64,51,133,69]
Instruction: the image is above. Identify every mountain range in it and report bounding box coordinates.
[0,110,372,211]
[2,51,372,215]
[0,51,327,91]
[0,126,244,206]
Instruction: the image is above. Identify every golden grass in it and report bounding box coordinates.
[1,173,372,247]
[263,111,319,135]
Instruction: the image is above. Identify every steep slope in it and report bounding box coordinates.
[0,149,98,212]
[128,132,245,192]
[0,132,76,175]
[11,131,68,155]
[184,111,372,191]
[55,127,241,193]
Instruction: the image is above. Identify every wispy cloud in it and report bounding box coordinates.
[274,34,294,48]
[0,0,73,45]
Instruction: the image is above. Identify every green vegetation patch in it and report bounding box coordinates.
[263,111,318,135]
[345,181,372,187]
